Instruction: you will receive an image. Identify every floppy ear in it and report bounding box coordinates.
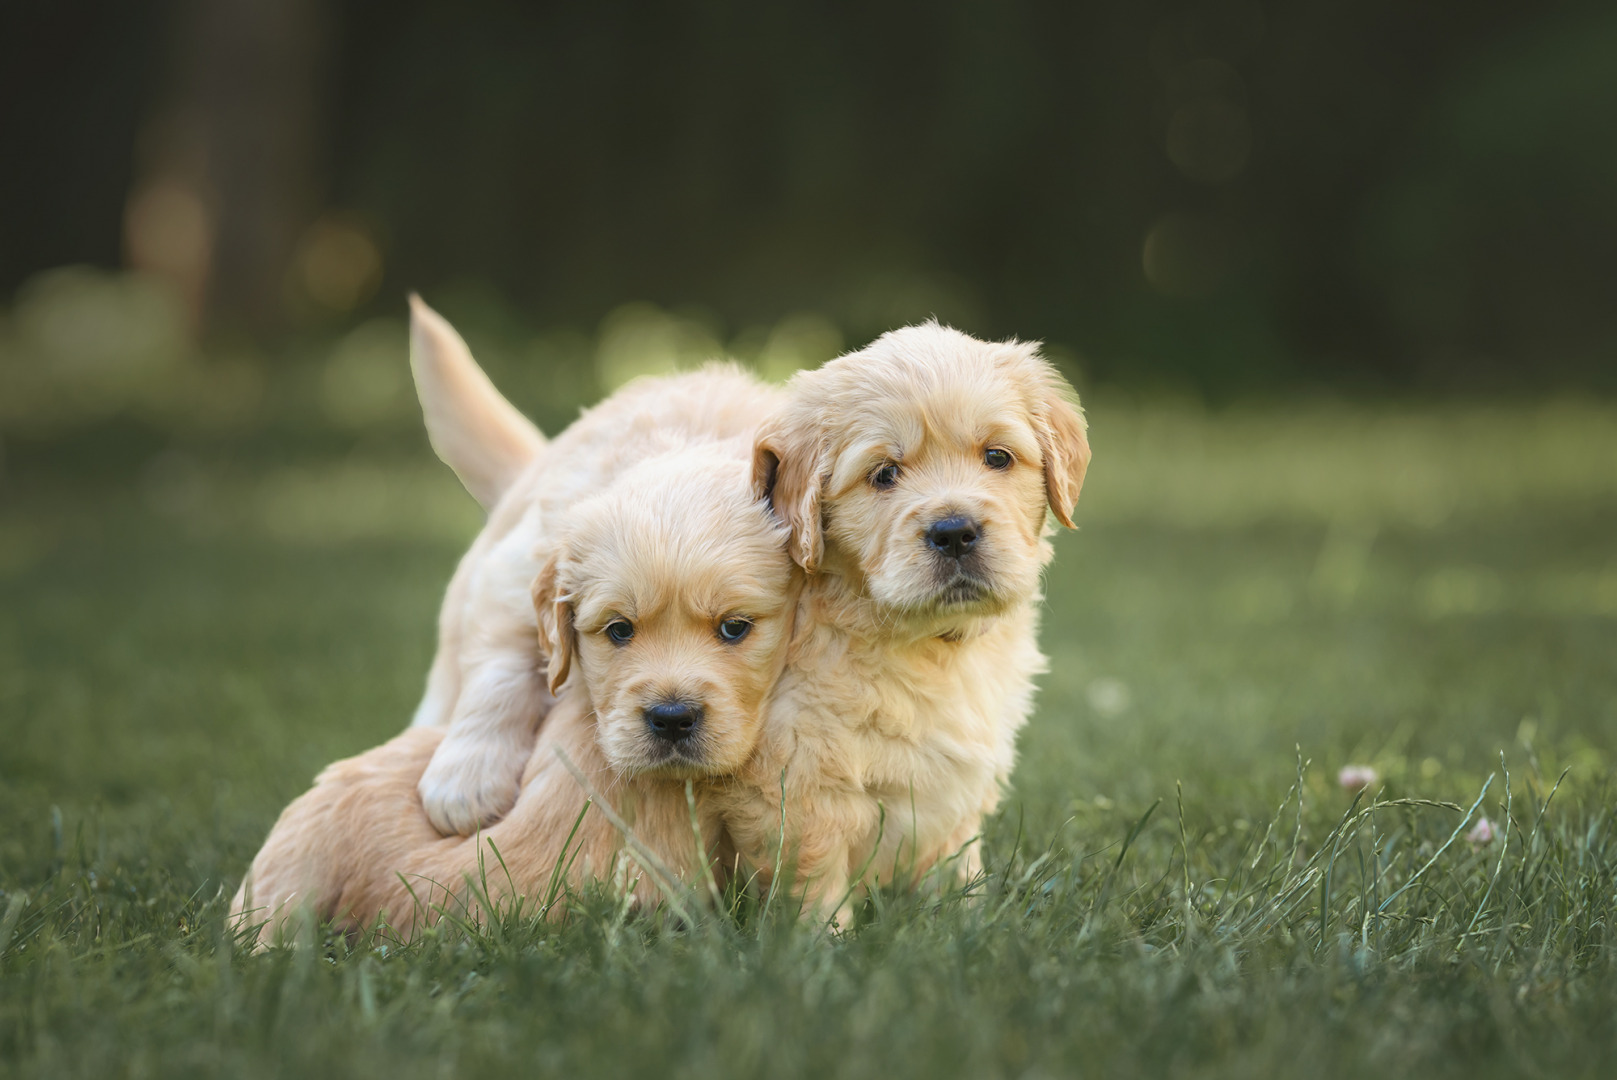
[531,549,574,695]
[752,410,825,572]
[1034,378,1091,529]
[410,294,544,512]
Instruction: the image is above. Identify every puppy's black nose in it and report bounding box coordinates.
[926,516,980,559]
[644,701,703,742]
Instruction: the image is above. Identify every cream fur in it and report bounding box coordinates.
[230,445,797,945]
[408,293,545,512]
[720,322,1091,924]
[239,312,1089,936]
[407,298,784,835]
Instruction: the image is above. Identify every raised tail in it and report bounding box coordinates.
[408,294,544,511]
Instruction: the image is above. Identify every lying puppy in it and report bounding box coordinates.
[415,318,1090,924]
[229,443,798,944]
[718,322,1091,921]
[406,297,784,835]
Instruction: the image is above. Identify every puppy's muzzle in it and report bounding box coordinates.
[925,515,980,560]
[643,700,703,743]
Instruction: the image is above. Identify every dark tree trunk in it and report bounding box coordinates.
[129,0,327,338]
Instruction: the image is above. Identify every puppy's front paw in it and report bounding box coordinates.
[418,736,523,836]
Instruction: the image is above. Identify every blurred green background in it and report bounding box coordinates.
[2,0,1614,859]
[1,0,1615,873]
[4,0,1617,447]
[3,6,1617,1074]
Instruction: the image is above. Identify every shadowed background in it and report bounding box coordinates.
[4,0,1616,429]
[2,0,1616,913]
[2,5,1616,1076]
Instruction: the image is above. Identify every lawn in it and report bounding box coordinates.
[2,396,1615,1078]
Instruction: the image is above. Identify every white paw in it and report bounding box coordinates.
[418,738,522,836]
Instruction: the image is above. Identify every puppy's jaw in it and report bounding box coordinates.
[930,567,996,608]
[878,565,1020,626]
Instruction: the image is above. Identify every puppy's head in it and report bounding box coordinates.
[753,322,1089,634]
[534,446,795,777]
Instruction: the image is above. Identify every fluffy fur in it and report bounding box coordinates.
[408,298,784,835]
[229,445,798,945]
[409,316,1090,923]
[408,293,545,512]
[253,307,1088,935]
[718,322,1091,923]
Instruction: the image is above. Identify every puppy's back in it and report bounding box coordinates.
[525,363,784,512]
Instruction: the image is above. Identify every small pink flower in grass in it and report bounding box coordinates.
[1337,765,1379,792]
[1466,817,1496,846]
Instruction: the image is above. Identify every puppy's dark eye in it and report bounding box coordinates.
[984,448,1012,470]
[871,463,900,490]
[605,619,635,645]
[717,617,753,642]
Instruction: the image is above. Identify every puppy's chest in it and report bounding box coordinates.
[854,702,1000,804]
[799,651,1026,792]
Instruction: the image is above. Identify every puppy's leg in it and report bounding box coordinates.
[410,652,459,730]
[418,515,553,835]
[417,642,550,835]
[408,528,488,729]
[938,815,985,896]
[793,824,859,931]
[808,865,857,932]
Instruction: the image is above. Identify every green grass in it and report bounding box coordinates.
[2,397,1616,1078]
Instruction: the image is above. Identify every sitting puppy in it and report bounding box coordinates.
[413,318,1090,925]
[230,443,798,944]
[717,323,1091,921]
[405,297,784,835]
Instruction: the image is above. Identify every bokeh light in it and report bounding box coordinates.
[320,318,411,429]
[0,267,189,434]
[593,303,724,390]
[1165,98,1252,183]
[123,179,212,324]
[294,215,384,314]
[1142,213,1247,297]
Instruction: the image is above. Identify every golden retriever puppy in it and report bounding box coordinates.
[717,321,1091,923]
[230,444,798,944]
[405,297,783,835]
[405,309,1089,926]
